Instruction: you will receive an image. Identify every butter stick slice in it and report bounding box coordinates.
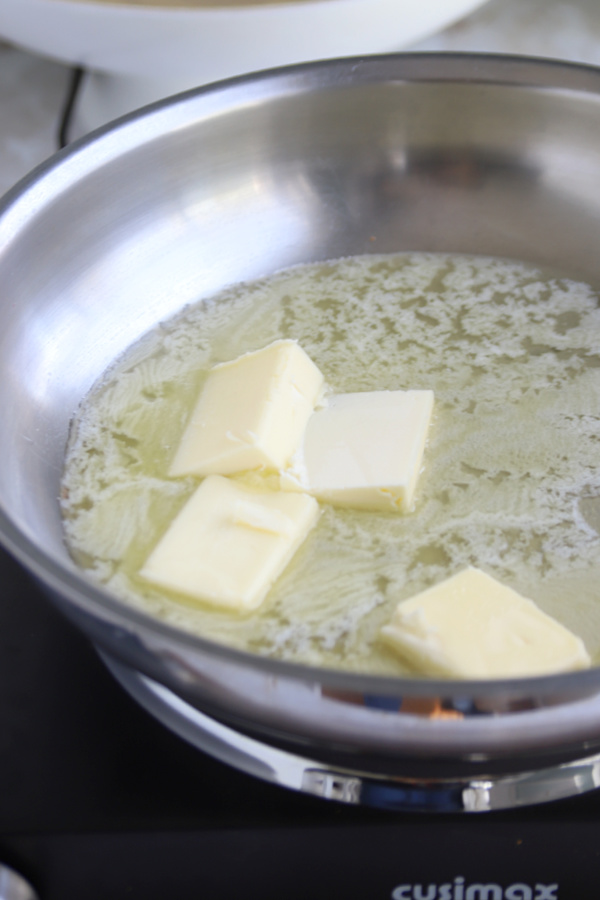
[281,390,433,512]
[169,340,324,477]
[140,474,319,611]
[380,567,591,678]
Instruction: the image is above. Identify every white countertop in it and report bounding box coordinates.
[1,0,600,198]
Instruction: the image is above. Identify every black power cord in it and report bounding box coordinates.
[57,65,85,150]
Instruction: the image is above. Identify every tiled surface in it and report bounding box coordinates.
[1,0,600,198]
[417,0,600,63]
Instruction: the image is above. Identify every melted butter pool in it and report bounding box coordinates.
[60,253,600,675]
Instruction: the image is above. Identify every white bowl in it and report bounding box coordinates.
[0,0,490,134]
[0,0,488,79]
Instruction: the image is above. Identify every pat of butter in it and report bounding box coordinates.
[281,390,433,512]
[140,474,319,611]
[169,340,324,477]
[380,567,591,678]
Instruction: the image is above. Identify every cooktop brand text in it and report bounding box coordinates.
[391,880,559,900]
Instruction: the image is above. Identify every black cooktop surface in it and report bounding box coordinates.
[2,545,600,900]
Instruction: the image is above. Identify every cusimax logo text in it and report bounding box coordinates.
[391,878,558,900]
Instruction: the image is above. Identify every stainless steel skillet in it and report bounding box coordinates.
[1,53,600,811]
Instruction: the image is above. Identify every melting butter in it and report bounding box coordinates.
[140,474,319,611]
[61,253,600,676]
[380,567,591,678]
[281,389,434,512]
[169,339,323,477]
